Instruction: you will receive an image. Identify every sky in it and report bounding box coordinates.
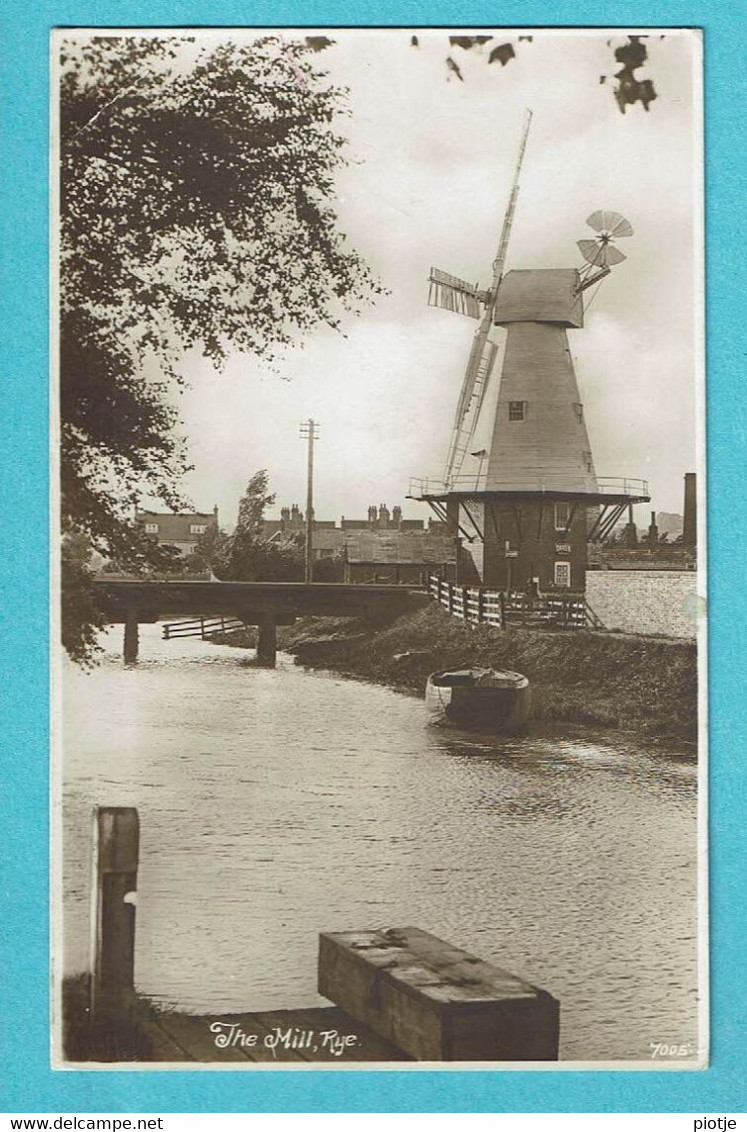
[170,29,701,528]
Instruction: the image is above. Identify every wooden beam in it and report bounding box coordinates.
[596,502,627,542]
[427,500,450,526]
[318,927,559,1062]
[487,501,502,545]
[587,503,611,542]
[461,501,484,543]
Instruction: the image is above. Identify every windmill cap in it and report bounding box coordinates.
[493,269,583,328]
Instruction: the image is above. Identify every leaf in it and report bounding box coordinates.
[445,56,464,82]
[488,42,516,67]
[610,36,657,113]
[448,35,493,50]
[614,35,648,70]
[304,36,334,52]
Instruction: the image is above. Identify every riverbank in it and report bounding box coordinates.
[216,601,698,741]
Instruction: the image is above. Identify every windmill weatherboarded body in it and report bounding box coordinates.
[410,115,650,595]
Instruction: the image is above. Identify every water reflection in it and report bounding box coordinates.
[60,624,698,1061]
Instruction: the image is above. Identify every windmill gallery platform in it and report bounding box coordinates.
[92,578,422,665]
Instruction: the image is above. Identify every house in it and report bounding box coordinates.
[136,507,219,556]
[259,502,455,582]
[342,531,455,585]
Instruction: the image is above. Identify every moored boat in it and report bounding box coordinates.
[425,667,531,732]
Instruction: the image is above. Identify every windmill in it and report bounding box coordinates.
[413,121,648,595]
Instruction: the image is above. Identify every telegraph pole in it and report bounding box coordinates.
[299,419,319,583]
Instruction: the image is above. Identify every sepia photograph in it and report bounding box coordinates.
[53,27,705,1068]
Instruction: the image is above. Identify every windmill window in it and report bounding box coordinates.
[554,503,571,531]
[190,524,207,534]
[509,401,527,421]
[554,561,571,588]
[144,523,159,534]
[573,403,584,423]
[583,451,594,473]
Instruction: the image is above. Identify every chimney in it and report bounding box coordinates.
[647,510,659,549]
[291,504,301,523]
[281,506,290,523]
[368,505,378,526]
[683,473,697,548]
[622,503,638,548]
[379,503,390,528]
[392,505,402,527]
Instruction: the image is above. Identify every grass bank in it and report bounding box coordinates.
[216,601,697,741]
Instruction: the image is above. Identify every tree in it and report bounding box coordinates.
[59,34,382,659]
[201,471,305,582]
[189,524,231,576]
[61,532,106,663]
[215,470,276,580]
[414,32,658,112]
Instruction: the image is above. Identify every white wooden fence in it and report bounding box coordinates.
[427,574,599,630]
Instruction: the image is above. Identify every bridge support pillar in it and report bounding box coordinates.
[123,611,139,665]
[256,614,277,667]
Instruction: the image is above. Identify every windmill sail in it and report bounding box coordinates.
[441,110,533,486]
[442,335,499,480]
[577,239,627,268]
[428,269,482,319]
[586,210,633,238]
[452,334,497,429]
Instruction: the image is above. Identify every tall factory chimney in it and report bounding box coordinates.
[683,472,697,548]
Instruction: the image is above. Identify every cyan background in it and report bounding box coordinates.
[2,0,744,1113]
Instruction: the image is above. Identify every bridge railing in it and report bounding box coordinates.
[427,574,596,630]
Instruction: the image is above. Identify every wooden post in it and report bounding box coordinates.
[256,614,277,667]
[477,587,484,624]
[300,418,318,583]
[123,610,139,664]
[499,590,506,630]
[462,586,470,623]
[91,807,139,1018]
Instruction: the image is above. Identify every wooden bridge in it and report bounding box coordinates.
[92,578,422,665]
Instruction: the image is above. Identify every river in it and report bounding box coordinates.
[59,623,700,1063]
